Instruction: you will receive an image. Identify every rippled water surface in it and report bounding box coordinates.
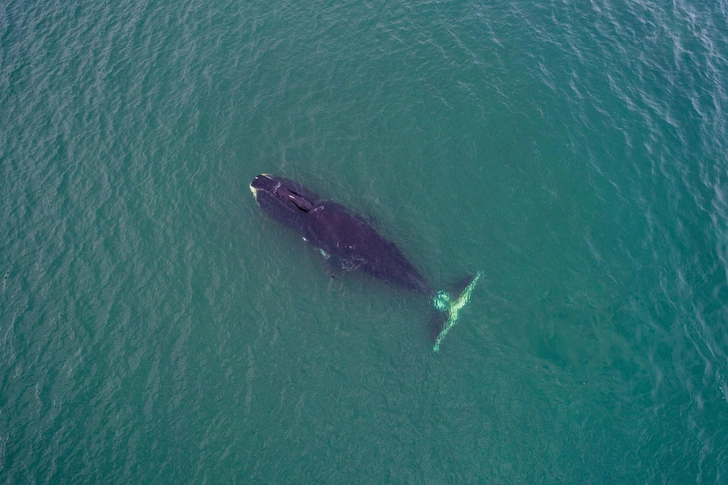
[2,0,728,482]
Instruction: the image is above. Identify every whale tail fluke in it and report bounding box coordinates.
[431,271,483,353]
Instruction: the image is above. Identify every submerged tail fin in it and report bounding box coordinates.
[432,271,483,352]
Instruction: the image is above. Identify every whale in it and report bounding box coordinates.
[250,174,481,351]
[250,174,431,293]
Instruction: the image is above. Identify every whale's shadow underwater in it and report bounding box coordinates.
[250,174,481,352]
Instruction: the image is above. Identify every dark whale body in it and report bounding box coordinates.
[250,174,431,293]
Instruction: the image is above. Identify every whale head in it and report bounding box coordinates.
[250,174,320,229]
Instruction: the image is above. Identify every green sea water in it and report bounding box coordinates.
[2,0,728,482]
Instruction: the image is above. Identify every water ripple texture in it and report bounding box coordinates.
[1,0,727,482]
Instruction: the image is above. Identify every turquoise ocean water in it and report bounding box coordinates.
[2,0,728,482]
